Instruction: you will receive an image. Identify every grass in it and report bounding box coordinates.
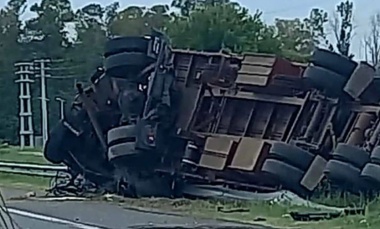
[0,143,378,228]
[0,144,50,190]
[103,196,380,229]
[0,144,48,164]
[1,171,380,228]
[0,172,50,190]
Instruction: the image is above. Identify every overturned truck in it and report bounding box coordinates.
[44,31,380,198]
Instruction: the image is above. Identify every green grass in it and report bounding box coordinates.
[103,195,380,229]
[0,172,50,190]
[0,144,48,164]
[0,143,379,228]
[0,145,50,190]
[1,170,380,228]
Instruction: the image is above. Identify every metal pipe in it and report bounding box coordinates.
[304,101,324,139]
[347,113,374,146]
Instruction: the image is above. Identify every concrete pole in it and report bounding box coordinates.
[35,59,50,146]
[15,62,35,148]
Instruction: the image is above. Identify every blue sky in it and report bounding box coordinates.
[1,0,378,60]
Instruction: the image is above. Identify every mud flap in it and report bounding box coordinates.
[343,62,375,99]
[44,120,73,164]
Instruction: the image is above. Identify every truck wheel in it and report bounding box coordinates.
[331,143,370,169]
[133,176,173,198]
[323,159,363,191]
[268,142,315,171]
[108,142,136,161]
[107,124,137,146]
[261,158,304,188]
[104,52,155,77]
[360,163,380,185]
[104,36,150,57]
[310,48,358,78]
[370,146,380,164]
[303,66,346,96]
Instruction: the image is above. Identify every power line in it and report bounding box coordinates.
[263,0,328,16]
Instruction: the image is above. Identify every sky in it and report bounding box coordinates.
[1,0,378,60]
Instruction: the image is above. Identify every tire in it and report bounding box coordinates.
[104,36,150,57]
[310,48,358,78]
[108,142,136,161]
[323,159,362,190]
[331,143,370,168]
[132,176,173,198]
[107,125,137,146]
[303,66,346,96]
[268,142,314,171]
[370,146,380,164]
[261,159,304,187]
[360,163,380,185]
[104,52,155,77]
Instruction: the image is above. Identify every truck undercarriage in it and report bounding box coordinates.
[44,30,380,199]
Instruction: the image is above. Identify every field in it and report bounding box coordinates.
[0,145,51,189]
[110,197,380,229]
[0,145,380,228]
[0,145,47,164]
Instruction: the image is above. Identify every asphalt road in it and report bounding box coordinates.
[1,188,260,229]
[8,200,218,229]
[8,214,73,229]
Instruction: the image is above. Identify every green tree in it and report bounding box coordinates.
[167,3,265,52]
[274,8,329,61]
[109,5,171,36]
[21,0,76,135]
[0,0,27,143]
[23,0,75,58]
[171,0,230,16]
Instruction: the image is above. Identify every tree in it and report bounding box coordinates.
[0,0,27,143]
[167,2,266,52]
[108,5,171,36]
[274,8,329,61]
[329,0,354,57]
[23,0,75,58]
[171,0,230,17]
[364,12,380,66]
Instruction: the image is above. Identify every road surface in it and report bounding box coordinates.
[1,187,266,229]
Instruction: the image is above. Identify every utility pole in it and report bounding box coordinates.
[34,59,50,146]
[55,97,66,120]
[15,62,35,149]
